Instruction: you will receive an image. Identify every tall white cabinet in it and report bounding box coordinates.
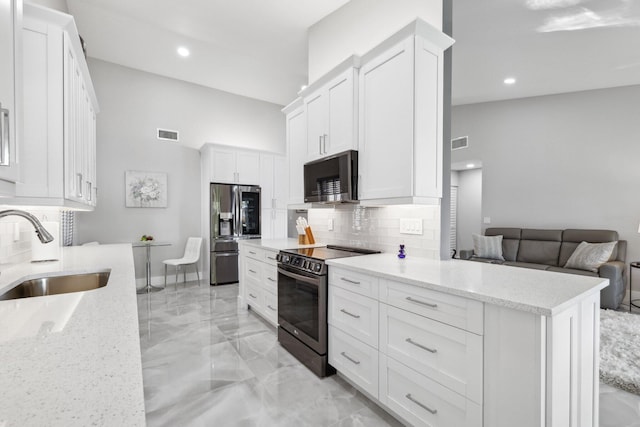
[282,99,306,206]
[17,4,98,209]
[358,22,453,205]
[0,0,21,194]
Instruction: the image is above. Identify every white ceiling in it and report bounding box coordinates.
[452,0,640,105]
[66,0,350,106]
[64,0,640,106]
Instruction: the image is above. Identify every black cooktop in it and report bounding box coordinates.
[281,245,380,261]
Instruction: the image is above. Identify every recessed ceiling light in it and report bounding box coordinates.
[177,47,190,57]
[504,77,516,85]
[466,163,475,168]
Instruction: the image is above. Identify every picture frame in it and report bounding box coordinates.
[125,171,168,208]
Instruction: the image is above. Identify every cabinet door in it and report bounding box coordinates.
[236,151,260,185]
[286,107,305,204]
[272,155,288,209]
[63,32,84,203]
[272,209,287,239]
[211,147,237,183]
[359,37,414,200]
[260,153,274,207]
[304,90,325,161]
[326,69,357,155]
[0,0,20,187]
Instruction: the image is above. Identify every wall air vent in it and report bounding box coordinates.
[157,128,179,142]
[451,136,468,150]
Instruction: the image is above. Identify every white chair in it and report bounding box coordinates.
[162,237,202,288]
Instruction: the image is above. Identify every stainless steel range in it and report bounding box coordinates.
[276,245,380,377]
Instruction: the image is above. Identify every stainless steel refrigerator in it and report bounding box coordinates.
[210,183,261,285]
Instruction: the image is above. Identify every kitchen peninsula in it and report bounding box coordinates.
[0,244,145,426]
[326,254,607,427]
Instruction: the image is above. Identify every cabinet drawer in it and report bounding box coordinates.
[329,285,378,348]
[380,279,483,335]
[329,326,378,398]
[379,356,482,427]
[263,249,278,265]
[245,247,264,261]
[261,264,278,293]
[263,291,278,326]
[380,304,483,404]
[245,279,263,312]
[329,267,379,299]
[244,258,262,282]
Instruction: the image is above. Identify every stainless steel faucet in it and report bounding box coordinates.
[0,210,54,243]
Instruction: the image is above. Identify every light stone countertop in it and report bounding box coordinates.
[0,244,145,426]
[239,238,325,251]
[326,254,609,316]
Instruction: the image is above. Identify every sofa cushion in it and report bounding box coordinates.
[559,229,620,265]
[486,228,521,261]
[503,261,551,271]
[517,229,562,266]
[546,266,599,277]
[472,234,505,260]
[564,241,617,273]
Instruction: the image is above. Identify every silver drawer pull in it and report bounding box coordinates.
[267,305,276,311]
[405,393,437,414]
[267,277,276,282]
[249,293,257,299]
[341,277,361,285]
[406,296,438,309]
[340,351,360,365]
[340,308,361,319]
[249,269,257,273]
[406,338,437,354]
[249,251,257,255]
[267,256,276,260]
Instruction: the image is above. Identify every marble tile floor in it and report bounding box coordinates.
[137,282,640,427]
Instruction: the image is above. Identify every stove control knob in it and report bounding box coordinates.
[314,263,322,273]
[282,255,289,263]
[276,254,281,262]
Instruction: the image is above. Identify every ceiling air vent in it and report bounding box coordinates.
[451,136,468,150]
[157,128,179,142]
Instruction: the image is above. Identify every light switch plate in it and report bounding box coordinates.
[400,218,423,235]
[483,217,491,224]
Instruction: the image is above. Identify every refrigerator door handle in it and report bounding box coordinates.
[212,252,238,257]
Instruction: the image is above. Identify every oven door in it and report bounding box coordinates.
[277,265,327,355]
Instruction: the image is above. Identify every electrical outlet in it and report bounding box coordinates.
[483,217,491,224]
[328,218,334,231]
[400,218,423,235]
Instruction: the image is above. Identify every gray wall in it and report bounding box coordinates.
[455,168,482,251]
[452,84,640,299]
[76,59,285,282]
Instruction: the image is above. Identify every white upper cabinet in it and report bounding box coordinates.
[283,100,306,205]
[358,22,453,205]
[303,62,358,162]
[260,153,288,239]
[0,0,21,194]
[17,4,98,209]
[210,145,260,185]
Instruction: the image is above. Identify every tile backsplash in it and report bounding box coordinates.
[307,204,441,258]
[0,208,63,265]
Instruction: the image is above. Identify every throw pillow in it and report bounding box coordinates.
[472,234,505,261]
[564,241,618,273]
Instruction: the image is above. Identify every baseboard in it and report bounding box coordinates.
[135,271,204,288]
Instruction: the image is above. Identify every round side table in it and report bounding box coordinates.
[630,262,640,311]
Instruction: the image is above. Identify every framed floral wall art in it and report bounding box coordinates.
[125,171,168,208]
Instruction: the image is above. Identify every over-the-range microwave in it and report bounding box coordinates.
[304,150,358,204]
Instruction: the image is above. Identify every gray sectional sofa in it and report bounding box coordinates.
[460,228,627,310]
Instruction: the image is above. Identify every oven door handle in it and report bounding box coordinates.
[277,266,320,285]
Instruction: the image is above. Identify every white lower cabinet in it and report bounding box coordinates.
[328,326,378,398]
[379,356,482,427]
[328,266,484,427]
[240,246,278,326]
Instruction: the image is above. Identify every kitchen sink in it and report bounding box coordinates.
[0,271,111,300]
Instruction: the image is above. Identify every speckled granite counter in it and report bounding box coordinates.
[326,254,608,316]
[0,244,145,426]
